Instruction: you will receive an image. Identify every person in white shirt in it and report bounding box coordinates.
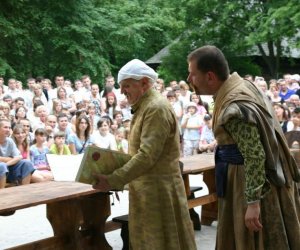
[72,79,86,104]
[6,78,22,100]
[93,117,117,150]
[51,75,73,99]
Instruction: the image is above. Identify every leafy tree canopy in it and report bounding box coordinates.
[159,0,300,82]
[0,0,184,87]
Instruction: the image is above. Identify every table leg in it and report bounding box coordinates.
[201,168,218,225]
[47,193,112,250]
[79,193,112,250]
[47,199,83,249]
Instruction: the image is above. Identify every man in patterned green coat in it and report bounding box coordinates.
[187,45,300,250]
[93,59,196,250]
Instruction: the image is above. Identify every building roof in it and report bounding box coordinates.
[146,37,300,65]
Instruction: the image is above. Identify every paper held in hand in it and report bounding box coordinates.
[46,153,84,181]
[75,145,131,185]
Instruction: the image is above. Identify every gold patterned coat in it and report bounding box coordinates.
[107,88,196,250]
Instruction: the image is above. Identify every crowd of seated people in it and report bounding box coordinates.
[0,75,131,188]
[0,72,299,188]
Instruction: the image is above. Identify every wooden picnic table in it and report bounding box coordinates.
[0,181,112,250]
[181,153,217,226]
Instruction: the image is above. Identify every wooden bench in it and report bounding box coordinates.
[112,214,129,250]
[0,181,112,250]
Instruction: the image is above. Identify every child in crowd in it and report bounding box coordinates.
[49,131,71,155]
[11,125,30,160]
[104,92,120,120]
[110,119,119,134]
[190,93,208,115]
[113,111,123,127]
[122,116,131,130]
[115,128,129,154]
[199,114,217,153]
[93,118,117,150]
[30,128,53,181]
[87,103,100,132]
[181,102,203,157]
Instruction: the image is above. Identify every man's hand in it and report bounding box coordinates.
[92,174,111,192]
[245,202,263,232]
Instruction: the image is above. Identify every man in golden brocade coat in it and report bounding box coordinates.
[93,59,196,250]
[187,45,300,250]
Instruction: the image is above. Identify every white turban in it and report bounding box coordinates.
[117,59,158,84]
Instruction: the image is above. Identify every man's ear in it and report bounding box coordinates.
[207,71,217,81]
[141,77,150,89]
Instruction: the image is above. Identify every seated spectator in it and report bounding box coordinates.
[278,79,295,101]
[68,115,94,154]
[154,78,167,96]
[30,128,53,182]
[0,100,13,122]
[88,84,102,116]
[13,106,27,128]
[11,125,30,160]
[54,113,73,144]
[18,118,34,145]
[57,87,76,114]
[256,79,268,95]
[87,103,100,132]
[122,116,131,130]
[110,119,119,134]
[70,109,87,132]
[103,92,121,120]
[115,128,128,154]
[0,119,35,185]
[287,94,300,107]
[51,99,63,116]
[113,111,123,127]
[244,74,254,82]
[273,103,290,133]
[33,83,48,107]
[31,105,48,132]
[119,97,132,119]
[93,118,117,150]
[268,84,283,103]
[199,114,217,153]
[49,131,71,155]
[287,107,300,132]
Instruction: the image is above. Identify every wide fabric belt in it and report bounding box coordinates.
[215,144,244,197]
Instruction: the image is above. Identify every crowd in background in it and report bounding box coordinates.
[0,72,299,187]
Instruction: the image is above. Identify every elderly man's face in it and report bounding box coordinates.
[120,79,146,105]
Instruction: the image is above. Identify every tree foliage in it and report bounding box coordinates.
[159,0,300,81]
[0,0,184,86]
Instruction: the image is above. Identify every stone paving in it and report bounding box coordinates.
[0,175,216,249]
